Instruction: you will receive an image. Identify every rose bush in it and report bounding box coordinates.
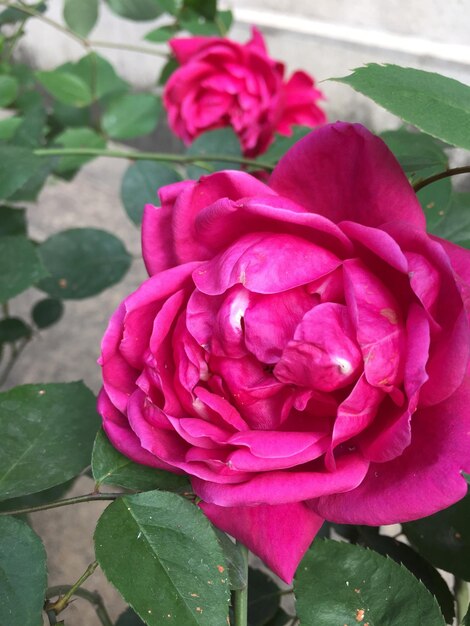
[163,28,326,157]
[98,122,470,583]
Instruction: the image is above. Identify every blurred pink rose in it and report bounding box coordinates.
[163,27,326,157]
[98,123,470,583]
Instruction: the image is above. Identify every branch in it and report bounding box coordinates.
[46,584,113,626]
[413,166,470,192]
[0,492,122,516]
[33,147,275,171]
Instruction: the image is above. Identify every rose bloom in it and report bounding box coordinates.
[163,28,326,157]
[98,123,470,583]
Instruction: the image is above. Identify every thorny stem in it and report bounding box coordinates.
[45,584,113,626]
[413,165,470,192]
[0,492,122,516]
[1,2,167,57]
[233,542,249,626]
[46,561,99,614]
[33,147,275,171]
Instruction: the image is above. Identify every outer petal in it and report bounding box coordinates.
[192,452,369,506]
[310,371,470,524]
[170,36,223,64]
[200,501,324,583]
[270,122,425,229]
[142,181,193,275]
[433,236,470,319]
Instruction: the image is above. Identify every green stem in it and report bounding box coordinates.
[89,39,167,58]
[33,147,274,171]
[0,337,31,388]
[455,577,469,624]
[233,542,249,626]
[0,492,122,516]
[47,561,99,614]
[413,165,470,192]
[46,585,113,626]
[0,2,168,58]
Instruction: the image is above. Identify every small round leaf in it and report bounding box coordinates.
[0,318,31,343]
[37,228,131,299]
[102,93,160,139]
[32,298,64,329]
[121,161,182,224]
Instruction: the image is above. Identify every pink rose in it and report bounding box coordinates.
[98,123,470,583]
[163,27,326,157]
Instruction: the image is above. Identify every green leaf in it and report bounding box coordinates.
[262,126,313,163]
[105,0,163,20]
[92,428,190,492]
[158,57,178,85]
[53,127,106,173]
[0,206,26,237]
[181,15,220,35]
[403,489,470,581]
[335,64,470,150]
[116,608,146,625]
[186,128,242,178]
[38,228,131,299]
[0,75,18,107]
[0,318,31,343]
[0,1,46,25]
[144,24,178,43]
[216,10,233,34]
[73,53,129,100]
[357,528,455,624]
[12,100,47,148]
[121,161,182,224]
[248,568,280,626]
[0,145,43,199]
[432,192,470,247]
[8,155,56,202]
[0,116,23,140]
[0,382,99,501]
[63,0,99,37]
[294,539,445,626]
[0,236,47,302]
[213,530,247,591]
[95,491,230,625]
[183,0,216,20]
[265,609,291,626]
[379,128,452,231]
[0,479,74,515]
[36,69,93,107]
[463,607,470,626]
[32,298,64,329]
[51,101,91,129]
[102,93,160,139]
[0,516,47,626]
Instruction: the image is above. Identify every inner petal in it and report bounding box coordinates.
[274,302,362,391]
[244,287,318,364]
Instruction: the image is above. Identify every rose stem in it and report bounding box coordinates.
[413,165,470,192]
[233,541,249,626]
[33,147,275,172]
[45,583,113,626]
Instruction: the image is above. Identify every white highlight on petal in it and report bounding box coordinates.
[334,356,353,375]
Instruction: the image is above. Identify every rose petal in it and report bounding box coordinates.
[200,501,324,583]
[270,122,425,229]
[192,452,369,506]
[193,232,341,295]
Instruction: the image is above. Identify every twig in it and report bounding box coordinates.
[0,492,122,516]
[413,166,470,192]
